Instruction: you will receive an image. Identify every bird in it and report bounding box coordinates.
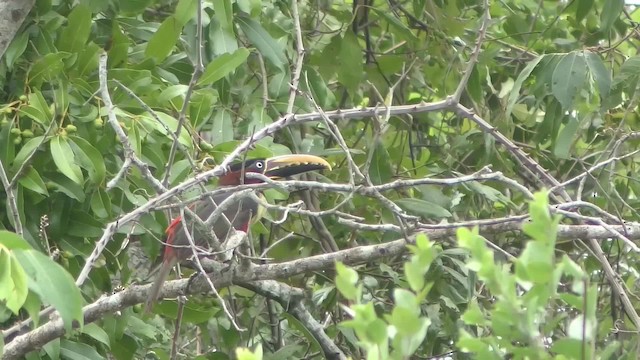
[144,154,331,312]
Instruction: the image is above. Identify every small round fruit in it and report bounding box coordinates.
[94,118,104,128]
[21,129,34,138]
[10,128,21,135]
[19,95,27,102]
[13,136,22,145]
[66,124,78,133]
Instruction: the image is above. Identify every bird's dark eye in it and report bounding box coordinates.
[255,161,264,169]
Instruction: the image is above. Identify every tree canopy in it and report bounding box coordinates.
[1,0,640,359]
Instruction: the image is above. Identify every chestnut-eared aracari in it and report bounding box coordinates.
[144,154,331,311]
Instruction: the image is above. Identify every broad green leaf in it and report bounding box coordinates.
[69,136,106,185]
[189,89,217,129]
[57,5,92,53]
[236,15,286,69]
[209,0,237,55]
[60,339,104,360]
[139,111,194,149]
[371,8,417,41]
[81,323,111,349]
[0,231,32,250]
[14,249,83,333]
[5,256,29,314]
[198,48,250,86]
[90,189,111,219]
[395,198,452,219]
[17,167,49,196]
[551,52,587,110]
[585,51,610,99]
[48,173,86,202]
[108,22,129,67]
[120,0,156,14]
[74,43,100,77]
[335,262,359,301]
[4,31,29,70]
[1,252,28,314]
[20,90,54,126]
[67,211,104,238]
[145,16,182,62]
[28,52,72,85]
[11,136,46,172]
[50,136,83,184]
[175,0,197,25]
[368,142,392,185]
[553,117,578,159]
[611,56,640,88]
[506,55,543,120]
[600,0,623,33]
[158,84,189,107]
[338,31,363,93]
[210,109,234,146]
[575,0,594,22]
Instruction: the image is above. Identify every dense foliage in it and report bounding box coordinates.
[1,0,640,359]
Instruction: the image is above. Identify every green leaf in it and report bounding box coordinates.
[0,251,29,314]
[553,117,578,159]
[335,262,359,301]
[11,136,46,172]
[209,0,237,55]
[69,136,106,185]
[371,8,417,41]
[60,339,104,360]
[611,56,640,88]
[28,52,72,85]
[145,16,182,62]
[158,84,189,106]
[20,90,54,126]
[236,15,286,69]
[90,189,111,219]
[575,0,594,22]
[4,31,29,70]
[74,43,100,77]
[584,51,611,99]
[57,4,92,53]
[189,89,217,129]
[175,0,197,25]
[48,173,86,202]
[17,167,49,196]
[108,22,129,67]
[210,109,234,146]
[600,0,623,33]
[198,48,250,86]
[81,323,111,349]
[338,31,363,93]
[50,136,84,185]
[14,249,83,333]
[120,0,156,14]
[551,52,587,110]
[395,198,452,219]
[368,142,392,185]
[506,55,543,120]
[0,231,32,250]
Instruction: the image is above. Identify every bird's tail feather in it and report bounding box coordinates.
[144,257,176,313]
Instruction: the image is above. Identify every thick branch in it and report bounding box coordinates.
[0,0,34,60]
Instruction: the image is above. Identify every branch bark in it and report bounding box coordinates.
[0,0,34,61]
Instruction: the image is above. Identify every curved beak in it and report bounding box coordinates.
[264,154,332,179]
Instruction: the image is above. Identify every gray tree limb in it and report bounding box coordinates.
[0,0,34,60]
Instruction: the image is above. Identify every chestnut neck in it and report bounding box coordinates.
[218,172,265,186]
